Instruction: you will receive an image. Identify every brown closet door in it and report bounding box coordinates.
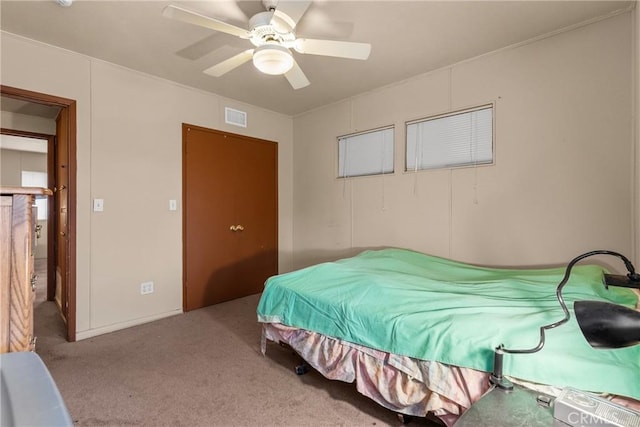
[183,124,277,311]
[230,133,278,299]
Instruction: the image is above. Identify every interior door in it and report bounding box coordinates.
[55,109,69,325]
[231,134,278,298]
[183,124,278,311]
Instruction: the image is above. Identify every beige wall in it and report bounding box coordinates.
[0,149,47,187]
[292,13,634,269]
[0,111,54,260]
[1,32,294,339]
[0,148,49,258]
[634,2,640,269]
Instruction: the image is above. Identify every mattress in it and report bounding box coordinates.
[257,248,640,400]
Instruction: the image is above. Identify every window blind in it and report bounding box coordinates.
[406,105,493,171]
[338,126,394,178]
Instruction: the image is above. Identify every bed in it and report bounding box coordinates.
[256,248,640,425]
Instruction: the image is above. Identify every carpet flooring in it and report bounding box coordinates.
[32,263,441,427]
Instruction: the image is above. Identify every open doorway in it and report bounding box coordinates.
[0,129,67,344]
[1,85,77,342]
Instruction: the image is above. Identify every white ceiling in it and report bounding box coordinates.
[0,0,634,116]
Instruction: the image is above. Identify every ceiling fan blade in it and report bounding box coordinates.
[176,33,228,61]
[294,38,371,60]
[284,60,310,90]
[203,50,254,77]
[162,4,249,38]
[273,0,312,29]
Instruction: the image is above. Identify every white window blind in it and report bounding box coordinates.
[21,171,48,220]
[406,105,493,171]
[338,126,394,178]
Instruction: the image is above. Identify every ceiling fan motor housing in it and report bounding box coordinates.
[249,11,296,47]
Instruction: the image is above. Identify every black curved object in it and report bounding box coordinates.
[490,250,640,390]
[574,300,640,348]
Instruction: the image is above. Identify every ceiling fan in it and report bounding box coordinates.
[162,0,372,89]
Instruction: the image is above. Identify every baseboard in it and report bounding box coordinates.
[75,309,183,341]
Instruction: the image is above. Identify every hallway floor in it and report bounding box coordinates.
[33,258,68,351]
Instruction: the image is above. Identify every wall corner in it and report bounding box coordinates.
[634,3,640,267]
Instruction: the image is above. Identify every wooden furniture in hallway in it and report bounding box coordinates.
[1,186,52,353]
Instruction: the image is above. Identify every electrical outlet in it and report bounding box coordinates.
[93,198,104,212]
[140,281,154,295]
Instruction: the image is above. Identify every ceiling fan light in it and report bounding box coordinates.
[253,45,294,75]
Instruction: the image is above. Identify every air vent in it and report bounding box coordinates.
[225,107,247,128]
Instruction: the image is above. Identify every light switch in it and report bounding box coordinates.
[93,198,104,212]
[169,199,177,211]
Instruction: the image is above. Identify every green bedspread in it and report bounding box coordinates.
[256,248,640,399]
